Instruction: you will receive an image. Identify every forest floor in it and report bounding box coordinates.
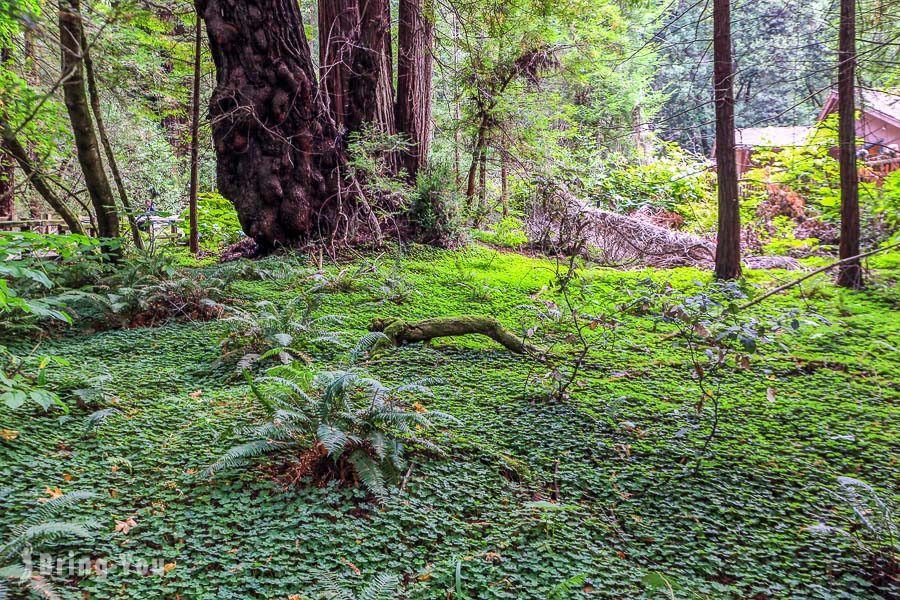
[1,246,898,599]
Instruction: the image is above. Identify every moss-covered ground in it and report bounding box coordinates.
[1,247,897,599]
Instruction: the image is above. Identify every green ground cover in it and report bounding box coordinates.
[1,247,897,598]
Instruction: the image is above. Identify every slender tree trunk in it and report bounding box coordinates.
[0,120,85,234]
[395,0,434,180]
[500,150,509,217]
[466,117,488,200]
[836,0,862,289]
[188,10,202,255]
[477,143,486,221]
[82,30,143,249]
[712,0,741,280]
[198,0,345,248]
[23,30,42,220]
[0,47,14,220]
[59,0,120,241]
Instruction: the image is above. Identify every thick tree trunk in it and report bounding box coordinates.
[0,120,85,234]
[199,0,345,249]
[836,0,862,289]
[318,0,394,136]
[712,0,741,280]
[188,11,202,255]
[59,0,120,241]
[82,31,143,249]
[395,0,434,180]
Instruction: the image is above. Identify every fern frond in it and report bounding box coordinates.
[206,439,295,475]
[84,408,121,432]
[348,450,387,502]
[357,572,400,600]
[349,333,390,363]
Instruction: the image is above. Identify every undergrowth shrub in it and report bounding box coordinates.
[217,294,344,371]
[807,477,898,587]
[208,335,458,501]
[0,489,99,598]
[179,192,244,250]
[409,162,465,248]
[0,346,69,414]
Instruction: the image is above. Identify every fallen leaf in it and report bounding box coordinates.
[62,472,73,482]
[767,387,776,403]
[114,517,138,534]
[483,551,502,563]
[0,429,18,441]
[189,390,203,398]
[163,562,176,573]
[412,402,426,413]
[38,487,64,503]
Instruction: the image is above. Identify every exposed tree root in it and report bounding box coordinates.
[370,316,539,354]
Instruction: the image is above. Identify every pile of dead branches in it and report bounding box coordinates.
[526,180,717,268]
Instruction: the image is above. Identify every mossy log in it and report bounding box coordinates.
[370,316,538,354]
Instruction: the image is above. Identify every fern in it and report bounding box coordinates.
[208,342,458,501]
[0,491,96,598]
[356,572,400,600]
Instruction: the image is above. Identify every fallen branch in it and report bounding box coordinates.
[740,242,900,310]
[370,316,539,354]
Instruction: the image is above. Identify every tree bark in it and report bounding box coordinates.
[712,0,741,280]
[500,149,509,217]
[0,120,85,234]
[188,10,202,255]
[370,316,538,354]
[82,29,143,249]
[318,0,394,136]
[198,0,345,249]
[836,0,862,289]
[0,47,13,221]
[396,0,434,181]
[59,0,120,241]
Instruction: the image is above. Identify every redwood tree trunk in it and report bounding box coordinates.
[712,0,741,280]
[836,0,862,289]
[318,0,394,135]
[59,0,120,241]
[198,0,345,248]
[395,0,434,180]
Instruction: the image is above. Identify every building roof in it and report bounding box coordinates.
[734,126,811,148]
[817,88,900,127]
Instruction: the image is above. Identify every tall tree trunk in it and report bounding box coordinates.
[318,0,394,136]
[0,120,85,234]
[198,0,346,249]
[712,0,741,280]
[466,117,488,201]
[59,0,120,241]
[188,10,203,255]
[500,150,509,218]
[395,0,434,180]
[82,30,143,249]
[0,47,14,221]
[836,0,862,289]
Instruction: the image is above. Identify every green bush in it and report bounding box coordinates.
[179,192,244,250]
[409,162,465,248]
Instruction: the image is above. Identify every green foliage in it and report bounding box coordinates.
[179,192,245,251]
[209,349,458,501]
[0,489,99,599]
[593,145,715,221]
[0,346,68,413]
[807,477,898,578]
[475,216,529,249]
[409,162,465,247]
[1,248,898,597]
[218,295,344,371]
